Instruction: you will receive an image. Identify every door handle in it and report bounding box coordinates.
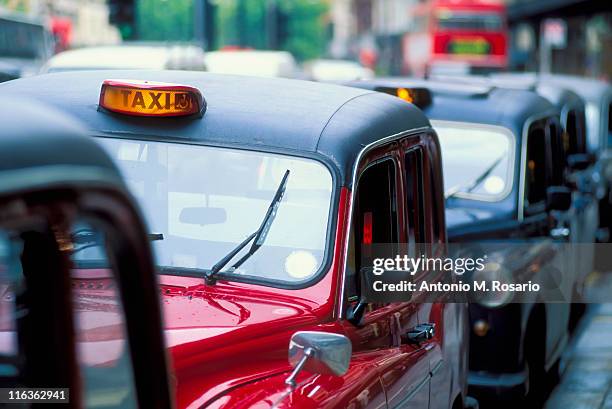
[403,323,435,344]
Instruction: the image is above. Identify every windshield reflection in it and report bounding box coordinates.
[98,138,333,284]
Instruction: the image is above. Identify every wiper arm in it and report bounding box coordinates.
[204,169,291,285]
[445,155,504,199]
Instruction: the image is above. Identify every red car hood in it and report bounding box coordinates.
[158,274,332,409]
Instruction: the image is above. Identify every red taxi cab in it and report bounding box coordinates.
[1,72,472,409]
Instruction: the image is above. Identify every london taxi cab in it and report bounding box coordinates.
[1,72,473,408]
[493,72,612,246]
[0,98,173,408]
[431,73,599,320]
[346,78,575,405]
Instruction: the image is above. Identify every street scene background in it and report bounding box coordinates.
[0,0,611,408]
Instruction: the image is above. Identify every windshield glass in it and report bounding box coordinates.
[98,138,334,284]
[436,11,504,31]
[433,121,514,200]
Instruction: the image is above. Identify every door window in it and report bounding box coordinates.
[405,149,425,245]
[347,158,399,301]
[525,125,549,212]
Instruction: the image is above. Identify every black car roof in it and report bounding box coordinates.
[0,97,122,194]
[347,77,556,137]
[492,72,612,105]
[0,71,432,187]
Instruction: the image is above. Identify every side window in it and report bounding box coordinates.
[565,110,581,155]
[405,147,440,255]
[607,102,611,148]
[427,156,442,244]
[525,126,548,211]
[547,121,565,186]
[69,220,138,409]
[347,158,399,301]
[404,148,425,248]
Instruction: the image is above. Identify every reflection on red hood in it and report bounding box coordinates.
[158,272,338,409]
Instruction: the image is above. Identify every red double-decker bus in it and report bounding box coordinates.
[402,0,508,77]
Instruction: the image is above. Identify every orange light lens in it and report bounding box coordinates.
[397,88,414,103]
[99,79,204,117]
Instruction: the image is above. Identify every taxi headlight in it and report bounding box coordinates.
[473,260,514,308]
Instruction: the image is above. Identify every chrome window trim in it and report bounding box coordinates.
[431,119,517,202]
[337,126,431,319]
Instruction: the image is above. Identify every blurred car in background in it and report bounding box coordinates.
[203,49,298,78]
[303,59,374,82]
[41,43,206,73]
[0,12,53,81]
[347,78,575,406]
[491,73,612,246]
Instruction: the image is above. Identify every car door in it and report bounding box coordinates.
[402,141,454,409]
[521,118,571,369]
[343,147,430,409]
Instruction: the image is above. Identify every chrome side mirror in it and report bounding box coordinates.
[285,331,351,387]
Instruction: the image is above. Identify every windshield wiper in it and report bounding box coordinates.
[445,155,504,199]
[204,169,290,285]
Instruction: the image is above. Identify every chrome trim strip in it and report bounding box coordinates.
[391,371,431,408]
[337,126,432,318]
[431,359,444,376]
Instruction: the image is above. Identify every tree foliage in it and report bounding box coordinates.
[137,0,194,41]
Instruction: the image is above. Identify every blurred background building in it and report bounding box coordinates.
[0,0,609,79]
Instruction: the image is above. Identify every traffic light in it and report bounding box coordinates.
[108,0,135,39]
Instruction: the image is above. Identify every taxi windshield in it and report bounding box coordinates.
[433,121,514,201]
[98,138,334,284]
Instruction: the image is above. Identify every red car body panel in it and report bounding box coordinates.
[162,188,351,408]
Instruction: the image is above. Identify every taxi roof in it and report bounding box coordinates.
[0,97,122,194]
[0,70,431,187]
[422,74,585,111]
[492,72,612,105]
[347,77,556,138]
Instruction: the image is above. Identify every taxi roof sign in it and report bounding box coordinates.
[374,86,432,109]
[99,79,206,117]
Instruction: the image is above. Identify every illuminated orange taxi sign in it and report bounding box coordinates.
[396,88,414,103]
[99,79,206,117]
[374,86,432,109]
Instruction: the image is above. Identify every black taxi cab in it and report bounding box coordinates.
[0,97,173,408]
[492,72,612,244]
[347,77,575,405]
[433,74,599,320]
[1,72,474,409]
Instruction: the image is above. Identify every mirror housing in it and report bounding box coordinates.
[286,331,351,386]
[546,186,572,212]
[179,206,227,226]
[567,153,593,171]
